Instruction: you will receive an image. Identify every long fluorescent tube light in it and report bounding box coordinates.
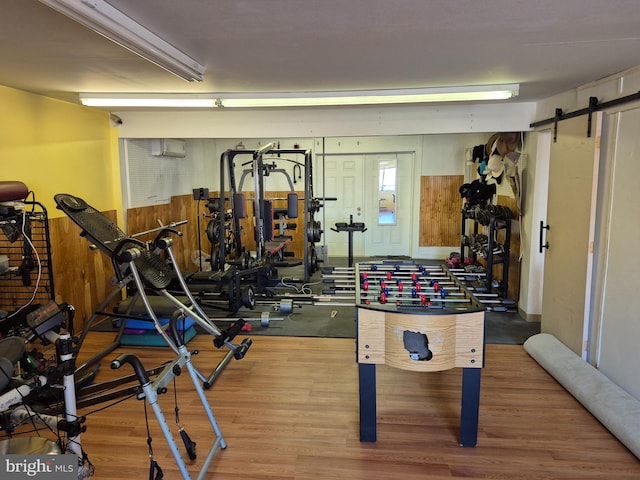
[219,85,520,107]
[80,94,215,108]
[80,84,519,108]
[39,0,205,82]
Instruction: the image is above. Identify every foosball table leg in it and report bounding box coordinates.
[459,367,482,447]
[358,363,377,442]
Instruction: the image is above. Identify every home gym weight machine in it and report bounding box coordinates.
[191,144,333,311]
[216,142,328,283]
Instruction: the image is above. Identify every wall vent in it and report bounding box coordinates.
[150,138,186,157]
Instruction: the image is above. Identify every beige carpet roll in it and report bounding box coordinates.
[523,333,640,460]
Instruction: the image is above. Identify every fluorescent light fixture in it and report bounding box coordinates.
[79,84,520,108]
[80,94,215,108]
[39,0,205,82]
[218,85,520,107]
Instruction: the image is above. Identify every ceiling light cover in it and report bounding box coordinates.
[79,84,520,108]
[217,85,519,107]
[80,94,215,108]
[39,0,205,82]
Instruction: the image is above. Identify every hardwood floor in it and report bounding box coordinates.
[63,333,640,479]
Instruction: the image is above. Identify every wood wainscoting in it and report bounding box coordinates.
[419,175,463,247]
[49,211,119,334]
[126,191,308,268]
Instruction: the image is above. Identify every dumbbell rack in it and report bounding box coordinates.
[460,205,511,298]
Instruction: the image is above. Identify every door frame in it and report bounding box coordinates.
[362,152,415,258]
[317,150,416,259]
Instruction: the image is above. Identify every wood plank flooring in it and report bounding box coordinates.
[65,333,640,479]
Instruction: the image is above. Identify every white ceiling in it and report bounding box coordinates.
[1,0,639,107]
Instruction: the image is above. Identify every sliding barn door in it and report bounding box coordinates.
[541,112,602,358]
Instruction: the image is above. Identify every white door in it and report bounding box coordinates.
[321,152,414,259]
[363,153,414,257]
[541,112,602,358]
[322,155,365,257]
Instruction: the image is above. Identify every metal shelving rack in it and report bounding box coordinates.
[460,206,511,298]
[0,201,55,332]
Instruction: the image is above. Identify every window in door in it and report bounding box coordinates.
[378,159,397,225]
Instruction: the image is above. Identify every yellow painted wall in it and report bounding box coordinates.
[0,85,121,219]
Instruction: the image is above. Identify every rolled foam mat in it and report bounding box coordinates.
[524,333,640,460]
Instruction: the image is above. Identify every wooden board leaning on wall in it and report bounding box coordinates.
[496,194,520,301]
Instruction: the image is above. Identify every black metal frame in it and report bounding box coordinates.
[53,193,251,390]
[217,145,319,282]
[0,200,55,333]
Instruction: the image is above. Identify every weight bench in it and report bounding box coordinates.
[54,193,252,388]
[265,236,292,259]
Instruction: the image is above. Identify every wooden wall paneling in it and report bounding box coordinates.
[123,191,307,276]
[171,194,202,271]
[126,195,200,274]
[419,175,464,247]
[497,194,520,301]
[49,213,119,334]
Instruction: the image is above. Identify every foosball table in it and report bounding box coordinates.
[355,260,486,447]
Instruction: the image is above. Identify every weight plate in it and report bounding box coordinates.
[307,198,320,213]
[310,247,318,273]
[241,285,256,309]
[315,221,322,242]
[279,299,293,315]
[306,220,322,243]
[206,219,220,244]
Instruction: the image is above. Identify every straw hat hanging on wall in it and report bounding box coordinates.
[484,132,523,191]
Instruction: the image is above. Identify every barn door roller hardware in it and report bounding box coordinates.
[587,96,598,138]
[553,108,562,143]
[530,90,640,142]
